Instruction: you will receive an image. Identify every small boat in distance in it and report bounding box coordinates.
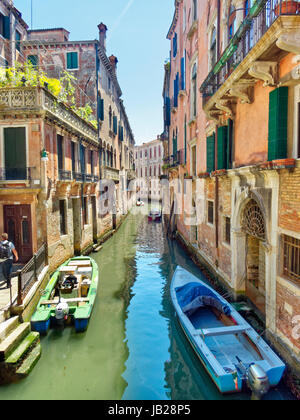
[171,266,286,398]
[148,208,162,222]
[136,199,144,207]
[31,256,99,334]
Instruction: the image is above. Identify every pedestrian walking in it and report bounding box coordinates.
[0,233,18,288]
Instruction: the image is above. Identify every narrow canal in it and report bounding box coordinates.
[0,211,294,400]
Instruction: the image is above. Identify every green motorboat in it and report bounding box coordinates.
[31,256,99,334]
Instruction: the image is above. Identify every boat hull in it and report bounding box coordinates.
[171,266,286,395]
[31,257,99,335]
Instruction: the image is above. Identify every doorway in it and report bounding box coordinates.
[4,204,33,263]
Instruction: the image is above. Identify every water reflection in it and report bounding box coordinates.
[0,212,294,400]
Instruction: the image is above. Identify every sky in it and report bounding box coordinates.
[13,0,174,145]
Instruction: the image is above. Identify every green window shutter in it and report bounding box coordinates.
[217,126,228,170]
[3,16,10,40]
[113,116,118,135]
[67,52,78,70]
[268,87,288,161]
[207,134,216,173]
[98,98,104,121]
[4,127,26,180]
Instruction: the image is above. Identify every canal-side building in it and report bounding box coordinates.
[21,23,135,231]
[135,137,164,202]
[164,0,300,373]
[0,86,101,269]
[0,0,28,67]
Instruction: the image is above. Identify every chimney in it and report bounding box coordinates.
[98,23,107,51]
[109,55,118,73]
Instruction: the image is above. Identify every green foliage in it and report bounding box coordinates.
[0,62,97,129]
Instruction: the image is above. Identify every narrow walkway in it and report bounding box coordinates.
[0,264,23,312]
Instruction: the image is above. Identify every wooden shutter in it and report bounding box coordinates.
[165,97,171,127]
[181,56,185,91]
[113,116,117,135]
[4,127,26,180]
[67,52,78,69]
[207,134,216,173]
[98,98,104,121]
[268,87,288,161]
[217,126,228,170]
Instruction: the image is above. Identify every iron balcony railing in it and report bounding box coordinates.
[0,167,35,182]
[58,169,72,181]
[72,171,99,183]
[167,149,186,167]
[200,0,300,106]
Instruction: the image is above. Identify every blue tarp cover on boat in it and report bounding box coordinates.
[175,282,231,317]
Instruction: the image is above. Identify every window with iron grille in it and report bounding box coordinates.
[208,201,214,225]
[283,235,300,285]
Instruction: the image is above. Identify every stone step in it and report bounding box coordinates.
[0,323,30,362]
[0,316,19,343]
[16,342,41,377]
[6,332,40,364]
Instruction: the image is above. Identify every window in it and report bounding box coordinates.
[28,55,38,66]
[57,135,64,175]
[0,14,10,39]
[109,107,112,129]
[191,145,197,177]
[173,33,177,58]
[83,197,89,225]
[183,6,187,32]
[244,0,250,17]
[15,30,21,52]
[193,0,198,21]
[228,4,236,41]
[208,201,214,225]
[210,27,217,70]
[90,150,94,175]
[66,52,79,70]
[283,235,300,284]
[191,63,197,117]
[224,217,231,244]
[59,200,67,235]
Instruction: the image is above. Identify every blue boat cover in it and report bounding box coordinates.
[175,282,231,317]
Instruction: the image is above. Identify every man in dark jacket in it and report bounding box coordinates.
[0,233,18,288]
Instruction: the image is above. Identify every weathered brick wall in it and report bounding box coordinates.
[277,280,300,355]
[278,168,300,233]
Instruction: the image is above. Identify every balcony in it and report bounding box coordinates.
[164,150,186,169]
[0,167,40,188]
[58,170,72,181]
[200,0,300,114]
[0,87,98,145]
[72,172,99,183]
[102,166,120,182]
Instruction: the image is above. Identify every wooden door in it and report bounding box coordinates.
[4,205,33,263]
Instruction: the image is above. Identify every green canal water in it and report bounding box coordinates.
[0,212,294,400]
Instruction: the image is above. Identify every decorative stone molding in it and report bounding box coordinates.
[228,79,256,104]
[276,29,300,55]
[248,61,278,87]
[215,99,233,118]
